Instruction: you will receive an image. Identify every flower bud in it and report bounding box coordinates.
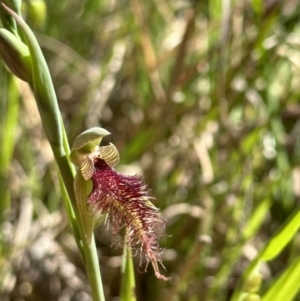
[25,0,47,30]
[0,28,32,81]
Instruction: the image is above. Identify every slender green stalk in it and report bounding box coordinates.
[0,3,105,300]
[84,235,106,301]
[121,245,136,301]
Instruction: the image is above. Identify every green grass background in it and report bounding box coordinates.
[1,0,300,300]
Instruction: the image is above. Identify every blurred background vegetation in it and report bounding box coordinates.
[1,0,300,300]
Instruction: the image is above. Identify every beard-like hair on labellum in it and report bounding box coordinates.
[88,158,169,281]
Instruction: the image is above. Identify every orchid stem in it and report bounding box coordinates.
[0,3,106,300]
[84,234,106,301]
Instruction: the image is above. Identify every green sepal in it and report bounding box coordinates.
[70,127,110,180]
[71,127,111,152]
[74,171,94,245]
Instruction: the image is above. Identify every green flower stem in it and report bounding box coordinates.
[84,234,106,301]
[121,246,136,301]
[1,3,105,300]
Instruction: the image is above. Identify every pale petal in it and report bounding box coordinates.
[77,156,95,180]
[99,143,120,167]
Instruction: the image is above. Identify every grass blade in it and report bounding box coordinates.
[261,256,300,301]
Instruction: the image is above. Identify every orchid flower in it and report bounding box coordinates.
[70,127,170,281]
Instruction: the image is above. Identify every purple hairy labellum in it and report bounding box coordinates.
[89,158,169,281]
[70,128,170,281]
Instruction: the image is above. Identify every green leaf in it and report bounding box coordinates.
[242,198,271,240]
[231,209,300,301]
[260,210,300,261]
[261,256,300,301]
